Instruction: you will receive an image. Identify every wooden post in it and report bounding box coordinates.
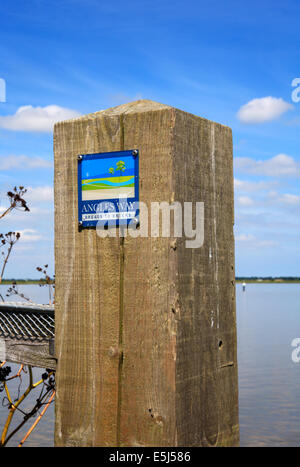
[53,100,239,447]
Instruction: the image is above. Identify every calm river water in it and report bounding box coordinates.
[1,283,300,447]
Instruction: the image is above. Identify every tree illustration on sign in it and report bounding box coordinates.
[116,160,126,181]
[108,167,114,175]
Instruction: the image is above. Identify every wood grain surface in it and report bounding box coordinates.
[54,100,239,447]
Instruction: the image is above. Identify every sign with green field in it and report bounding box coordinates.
[78,150,139,227]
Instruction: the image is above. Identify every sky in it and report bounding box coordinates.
[0,0,300,278]
[82,155,135,179]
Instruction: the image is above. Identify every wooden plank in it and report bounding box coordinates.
[120,107,178,446]
[0,337,56,370]
[118,105,239,446]
[54,112,122,446]
[54,100,239,447]
[172,111,239,446]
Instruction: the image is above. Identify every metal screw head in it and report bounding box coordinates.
[78,155,83,161]
[78,221,83,227]
[132,217,140,229]
[132,149,138,157]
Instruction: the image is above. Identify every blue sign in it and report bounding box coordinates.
[78,150,139,228]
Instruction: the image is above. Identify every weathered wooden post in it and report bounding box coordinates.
[53,100,239,447]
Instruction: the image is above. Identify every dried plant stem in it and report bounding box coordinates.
[0,207,13,220]
[18,390,55,447]
[0,242,14,283]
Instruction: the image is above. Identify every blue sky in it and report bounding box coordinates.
[82,155,135,179]
[0,0,300,277]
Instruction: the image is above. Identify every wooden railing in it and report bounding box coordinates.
[0,302,56,370]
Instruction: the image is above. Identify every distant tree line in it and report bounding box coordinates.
[236,276,300,281]
[1,278,54,283]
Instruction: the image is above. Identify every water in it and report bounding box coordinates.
[0,284,52,305]
[237,283,300,447]
[1,283,300,446]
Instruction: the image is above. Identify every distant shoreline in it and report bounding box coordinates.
[236,279,300,284]
[0,278,299,285]
[0,280,54,285]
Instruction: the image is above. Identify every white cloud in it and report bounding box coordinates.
[17,229,43,242]
[0,202,53,229]
[237,96,293,124]
[235,233,278,248]
[236,195,254,207]
[235,233,256,242]
[0,154,52,170]
[235,154,300,177]
[26,186,54,203]
[278,193,300,205]
[235,184,300,210]
[234,178,277,192]
[0,105,81,132]
[263,191,300,209]
[265,190,279,200]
